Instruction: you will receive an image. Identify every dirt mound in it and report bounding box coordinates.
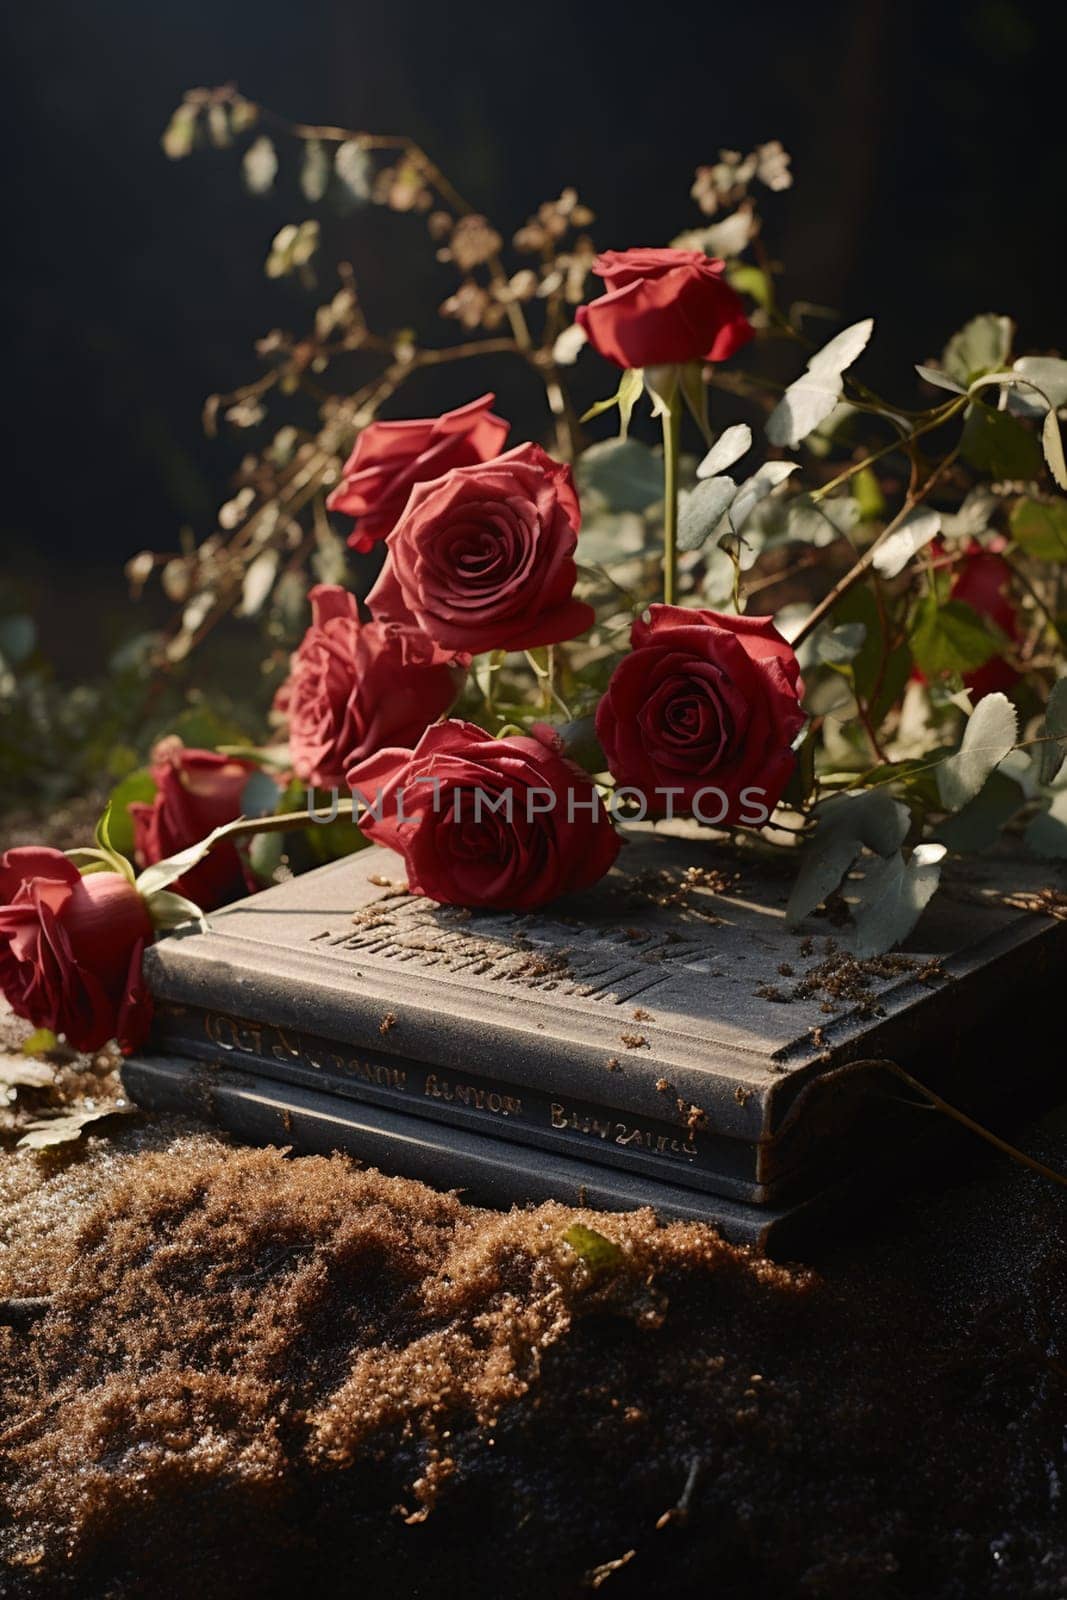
[1,1109,1065,1600]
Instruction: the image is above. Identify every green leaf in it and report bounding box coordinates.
[147,891,206,933]
[678,476,738,553]
[871,508,941,580]
[854,466,886,521]
[836,587,912,723]
[1010,357,1067,415]
[248,828,287,883]
[960,400,1042,480]
[909,595,1000,679]
[104,768,157,859]
[241,769,281,820]
[915,364,966,395]
[576,438,663,513]
[697,424,751,478]
[562,1223,625,1276]
[941,314,1013,387]
[1042,406,1067,491]
[580,369,644,433]
[936,770,1025,853]
[1024,786,1067,859]
[848,844,945,958]
[936,692,1018,811]
[766,319,874,449]
[1009,497,1067,562]
[135,822,235,899]
[727,264,774,311]
[20,1028,58,1059]
[787,789,910,926]
[1037,677,1067,785]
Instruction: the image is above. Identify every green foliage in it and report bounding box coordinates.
[936,693,1017,811]
[960,400,1043,480]
[909,595,1000,679]
[562,1223,625,1276]
[941,313,1013,387]
[1010,498,1067,562]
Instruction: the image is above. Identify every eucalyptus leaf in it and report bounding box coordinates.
[786,789,909,925]
[678,476,739,553]
[936,771,1025,853]
[1037,677,1067,785]
[577,438,663,513]
[697,424,752,478]
[147,890,207,933]
[1008,356,1067,418]
[941,314,1013,387]
[872,508,942,580]
[766,319,874,448]
[1024,786,1067,859]
[241,769,282,819]
[936,693,1017,811]
[848,844,945,958]
[727,462,799,535]
[334,140,373,202]
[915,365,966,395]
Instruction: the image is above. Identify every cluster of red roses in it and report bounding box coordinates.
[0,246,1021,1058]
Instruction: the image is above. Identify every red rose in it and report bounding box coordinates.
[326,394,509,553]
[0,849,152,1053]
[576,249,754,370]
[129,739,267,911]
[345,718,620,911]
[950,541,1020,701]
[595,605,805,825]
[367,443,594,653]
[280,584,465,789]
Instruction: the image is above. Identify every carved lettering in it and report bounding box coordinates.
[548,1099,697,1160]
[426,1074,519,1115]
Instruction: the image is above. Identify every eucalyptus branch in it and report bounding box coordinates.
[793,436,964,648]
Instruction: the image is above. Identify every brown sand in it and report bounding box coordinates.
[0,1052,1064,1600]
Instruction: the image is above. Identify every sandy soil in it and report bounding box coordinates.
[1,991,1065,1600]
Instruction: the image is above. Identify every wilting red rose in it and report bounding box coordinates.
[367,443,594,654]
[595,605,805,825]
[130,739,266,911]
[345,719,619,911]
[0,849,152,1052]
[279,584,465,789]
[326,394,510,553]
[950,540,1020,701]
[576,249,754,370]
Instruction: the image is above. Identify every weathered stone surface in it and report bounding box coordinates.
[125,823,1066,1239]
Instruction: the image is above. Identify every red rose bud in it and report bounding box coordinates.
[345,719,620,911]
[576,249,754,370]
[0,848,153,1053]
[281,584,465,790]
[130,739,267,911]
[367,442,594,654]
[326,394,510,553]
[950,541,1020,701]
[595,605,805,827]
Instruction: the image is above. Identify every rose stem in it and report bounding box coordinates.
[661,390,683,606]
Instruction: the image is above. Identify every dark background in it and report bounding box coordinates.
[2,0,1063,666]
